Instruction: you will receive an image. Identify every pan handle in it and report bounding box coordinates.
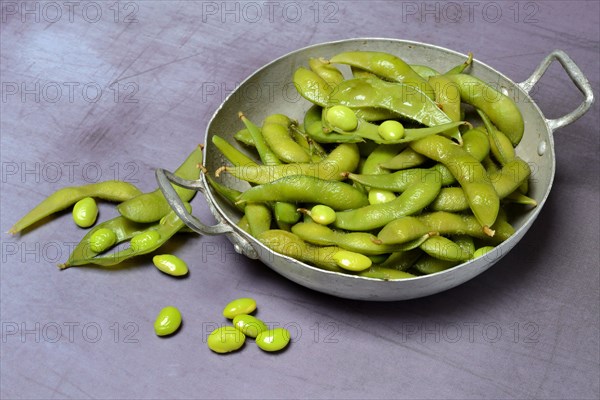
[155,168,260,259]
[518,50,594,131]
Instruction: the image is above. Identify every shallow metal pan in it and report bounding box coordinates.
[155,38,593,301]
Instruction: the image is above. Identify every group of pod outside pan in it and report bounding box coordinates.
[209,50,536,278]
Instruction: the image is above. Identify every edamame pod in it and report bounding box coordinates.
[117,146,202,223]
[237,175,368,211]
[446,73,524,145]
[293,67,333,107]
[333,170,442,231]
[410,135,499,232]
[62,215,150,267]
[213,135,257,167]
[309,57,344,87]
[257,230,344,272]
[330,51,435,99]
[62,203,192,267]
[291,222,408,255]
[217,143,360,184]
[10,180,142,234]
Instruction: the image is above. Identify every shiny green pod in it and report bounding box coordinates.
[329,51,435,99]
[237,175,368,211]
[118,146,202,223]
[9,180,142,234]
[334,170,442,231]
[446,73,524,145]
[410,135,499,231]
[218,143,360,184]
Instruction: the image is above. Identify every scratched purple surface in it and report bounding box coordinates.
[1,1,599,399]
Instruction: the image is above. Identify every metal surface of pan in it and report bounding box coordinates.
[156,38,593,301]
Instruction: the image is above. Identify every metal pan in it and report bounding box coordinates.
[155,38,593,301]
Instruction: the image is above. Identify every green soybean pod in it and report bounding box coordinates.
[233,315,268,338]
[412,254,458,275]
[72,197,98,228]
[152,254,189,276]
[223,298,257,319]
[154,306,182,336]
[309,57,345,87]
[207,326,246,354]
[88,228,118,253]
[256,328,291,352]
[410,135,499,232]
[262,122,311,164]
[293,67,333,107]
[118,146,202,223]
[473,246,496,259]
[446,73,524,145]
[359,266,416,280]
[245,203,272,237]
[420,236,472,262]
[9,180,142,234]
[236,175,368,211]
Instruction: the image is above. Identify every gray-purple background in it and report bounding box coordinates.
[1,1,598,399]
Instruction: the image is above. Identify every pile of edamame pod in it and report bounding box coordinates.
[211,50,535,278]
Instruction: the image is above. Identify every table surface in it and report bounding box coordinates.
[1,1,599,399]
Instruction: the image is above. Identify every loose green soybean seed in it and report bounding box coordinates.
[152,254,188,276]
[378,120,405,141]
[207,326,246,353]
[473,246,496,259]
[154,306,182,336]
[333,250,372,272]
[256,327,291,352]
[88,228,117,253]
[130,230,160,252]
[368,189,396,205]
[223,298,257,319]
[326,105,358,132]
[233,315,268,338]
[310,205,336,225]
[72,197,98,228]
